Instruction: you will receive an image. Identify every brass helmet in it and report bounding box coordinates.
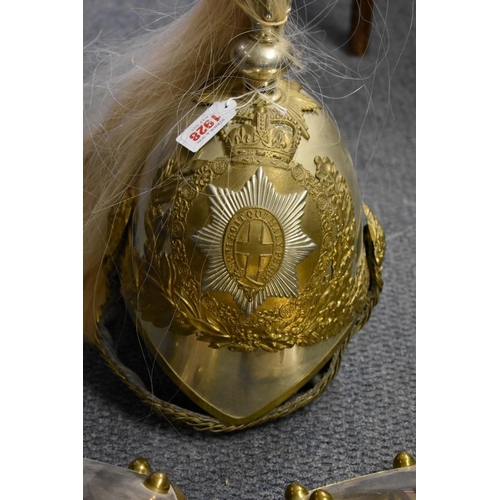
[97,2,385,431]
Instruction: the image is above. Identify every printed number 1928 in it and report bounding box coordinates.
[189,115,221,141]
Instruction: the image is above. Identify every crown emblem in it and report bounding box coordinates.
[221,102,302,162]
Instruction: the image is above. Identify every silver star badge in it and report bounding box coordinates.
[192,167,316,314]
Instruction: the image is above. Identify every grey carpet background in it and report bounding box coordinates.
[83,1,415,498]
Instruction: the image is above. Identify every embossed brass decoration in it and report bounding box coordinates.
[122,150,370,353]
[97,1,386,428]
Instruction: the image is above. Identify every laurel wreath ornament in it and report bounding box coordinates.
[120,154,373,353]
[98,159,385,430]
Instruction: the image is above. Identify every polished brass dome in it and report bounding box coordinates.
[97,2,385,430]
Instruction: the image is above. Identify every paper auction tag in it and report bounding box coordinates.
[176,99,237,153]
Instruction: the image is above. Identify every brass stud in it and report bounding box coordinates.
[284,482,309,500]
[393,451,416,469]
[309,490,334,500]
[127,457,151,476]
[143,471,171,494]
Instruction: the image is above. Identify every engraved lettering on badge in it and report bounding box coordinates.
[192,167,316,314]
[224,208,285,288]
